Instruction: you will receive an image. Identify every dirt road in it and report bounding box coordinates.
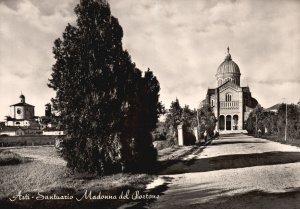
[148,134,300,209]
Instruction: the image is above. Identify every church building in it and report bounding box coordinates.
[205,48,258,132]
[5,94,35,127]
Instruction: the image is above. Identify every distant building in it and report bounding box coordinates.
[43,127,65,136]
[5,119,31,127]
[1,94,64,136]
[10,94,35,120]
[6,94,35,127]
[0,127,25,136]
[203,47,258,132]
[45,103,52,117]
[266,103,281,113]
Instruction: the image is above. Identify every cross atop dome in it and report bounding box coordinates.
[225,46,232,61]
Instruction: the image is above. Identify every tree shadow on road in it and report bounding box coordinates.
[208,140,266,146]
[191,188,300,209]
[159,151,300,175]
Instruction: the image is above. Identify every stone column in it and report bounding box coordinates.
[177,124,184,146]
[239,91,244,130]
[194,127,199,143]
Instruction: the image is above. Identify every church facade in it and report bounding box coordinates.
[205,48,258,132]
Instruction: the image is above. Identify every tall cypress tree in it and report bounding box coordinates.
[48,0,161,175]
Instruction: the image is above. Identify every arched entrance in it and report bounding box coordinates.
[233,115,238,130]
[226,115,231,130]
[219,115,225,130]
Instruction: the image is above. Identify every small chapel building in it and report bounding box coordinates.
[5,94,35,127]
[204,48,258,132]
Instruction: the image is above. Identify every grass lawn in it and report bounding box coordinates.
[0,144,198,209]
[0,146,160,209]
[0,159,156,200]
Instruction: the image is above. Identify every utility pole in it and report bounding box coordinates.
[197,108,200,136]
[282,98,287,141]
[285,101,288,141]
[255,114,258,136]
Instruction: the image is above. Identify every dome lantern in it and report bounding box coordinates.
[19,93,25,103]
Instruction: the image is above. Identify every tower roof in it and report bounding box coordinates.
[10,93,34,107]
[216,47,241,75]
[10,102,34,107]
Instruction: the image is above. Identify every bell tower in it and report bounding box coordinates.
[45,103,52,117]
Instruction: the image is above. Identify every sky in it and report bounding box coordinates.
[0,0,299,120]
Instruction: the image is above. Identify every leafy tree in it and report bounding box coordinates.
[124,69,163,171]
[181,105,197,128]
[181,105,197,145]
[197,104,217,137]
[152,121,168,141]
[0,122,5,130]
[245,104,264,135]
[48,0,161,175]
[164,98,183,144]
[260,111,277,135]
[277,104,300,140]
[155,99,199,145]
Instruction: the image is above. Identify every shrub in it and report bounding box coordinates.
[0,150,24,166]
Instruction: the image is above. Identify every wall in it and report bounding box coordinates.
[43,131,65,135]
[0,131,16,136]
[0,135,57,147]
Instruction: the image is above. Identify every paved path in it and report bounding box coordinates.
[147,134,300,209]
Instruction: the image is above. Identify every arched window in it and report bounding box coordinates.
[225,93,232,102]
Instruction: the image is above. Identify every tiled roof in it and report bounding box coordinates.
[242,87,250,92]
[6,118,30,122]
[207,88,215,95]
[10,102,34,107]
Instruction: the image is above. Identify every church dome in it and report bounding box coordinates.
[216,47,241,86]
[217,53,240,75]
